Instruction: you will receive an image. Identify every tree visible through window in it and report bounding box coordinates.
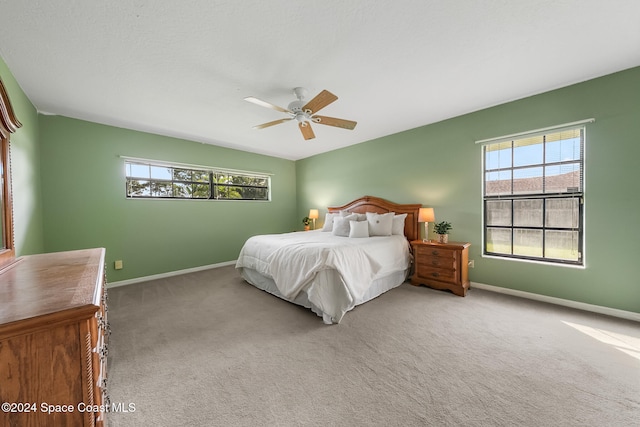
[482,127,584,265]
[125,161,270,201]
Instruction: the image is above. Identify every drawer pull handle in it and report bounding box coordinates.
[103,389,111,407]
[432,260,440,266]
[431,272,440,278]
[99,345,109,361]
[97,314,104,330]
[431,250,439,256]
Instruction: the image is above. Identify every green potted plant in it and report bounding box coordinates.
[302,216,311,231]
[433,221,452,244]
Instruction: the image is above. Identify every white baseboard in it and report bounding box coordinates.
[107,260,237,288]
[471,281,640,323]
[108,265,639,322]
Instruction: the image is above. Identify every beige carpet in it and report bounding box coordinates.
[106,265,640,426]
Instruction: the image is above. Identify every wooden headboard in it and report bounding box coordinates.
[328,196,422,241]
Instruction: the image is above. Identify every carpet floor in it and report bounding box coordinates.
[106,265,640,426]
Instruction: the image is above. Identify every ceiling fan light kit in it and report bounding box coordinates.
[245,87,357,140]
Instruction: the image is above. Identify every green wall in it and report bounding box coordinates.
[4,49,639,314]
[296,67,640,314]
[39,116,297,282]
[0,57,44,256]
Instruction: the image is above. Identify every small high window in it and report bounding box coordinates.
[125,160,270,201]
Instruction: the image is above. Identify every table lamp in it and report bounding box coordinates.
[309,209,319,230]
[418,207,435,242]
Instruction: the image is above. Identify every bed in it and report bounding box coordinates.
[235,196,421,324]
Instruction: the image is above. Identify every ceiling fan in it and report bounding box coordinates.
[244,87,357,140]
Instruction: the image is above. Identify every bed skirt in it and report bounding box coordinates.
[239,267,410,324]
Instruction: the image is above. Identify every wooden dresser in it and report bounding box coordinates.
[410,240,471,296]
[0,248,109,427]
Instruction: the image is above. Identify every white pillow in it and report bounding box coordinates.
[340,210,366,221]
[349,220,369,238]
[392,213,407,235]
[353,212,367,221]
[321,213,340,232]
[366,212,394,236]
[332,214,358,237]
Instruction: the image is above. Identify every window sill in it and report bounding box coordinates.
[481,254,586,269]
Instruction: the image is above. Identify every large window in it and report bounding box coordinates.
[482,125,585,265]
[125,160,270,201]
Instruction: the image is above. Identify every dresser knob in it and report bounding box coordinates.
[432,250,439,256]
[431,272,440,278]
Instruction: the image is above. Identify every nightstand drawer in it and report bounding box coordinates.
[415,246,457,261]
[416,255,456,269]
[416,265,458,283]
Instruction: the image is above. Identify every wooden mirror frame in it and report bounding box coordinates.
[0,76,21,270]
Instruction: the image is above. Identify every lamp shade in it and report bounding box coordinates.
[418,207,435,223]
[309,209,319,220]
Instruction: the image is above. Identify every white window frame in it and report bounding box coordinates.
[477,119,593,267]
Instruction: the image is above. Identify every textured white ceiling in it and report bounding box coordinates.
[1,1,639,160]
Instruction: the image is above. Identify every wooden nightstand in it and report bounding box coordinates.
[410,240,471,296]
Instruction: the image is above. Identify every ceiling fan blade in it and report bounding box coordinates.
[298,122,315,140]
[311,115,357,130]
[301,90,338,114]
[253,118,293,129]
[244,96,293,114]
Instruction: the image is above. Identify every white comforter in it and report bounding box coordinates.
[235,230,411,323]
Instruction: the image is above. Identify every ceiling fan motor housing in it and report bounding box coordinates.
[288,92,311,123]
[290,87,313,119]
[287,99,305,113]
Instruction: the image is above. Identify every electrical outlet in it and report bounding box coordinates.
[468,260,475,268]
[114,260,123,270]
